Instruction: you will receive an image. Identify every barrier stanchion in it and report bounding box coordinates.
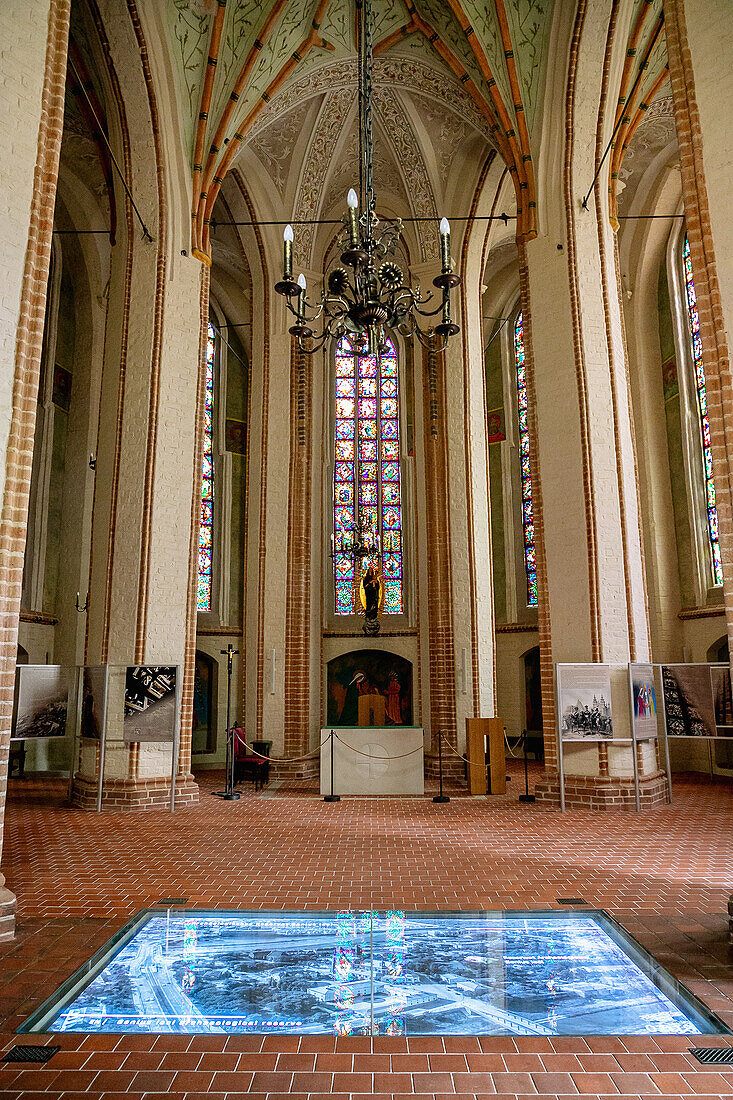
[433,730,450,804]
[518,729,535,803]
[213,644,240,801]
[324,729,340,802]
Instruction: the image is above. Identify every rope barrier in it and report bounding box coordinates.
[504,729,523,758]
[231,729,328,762]
[333,732,424,761]
[437,731,488,769]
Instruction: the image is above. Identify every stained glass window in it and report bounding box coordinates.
[333,334,404,614]
[197,321,215,612]
[682,235,723,586]
[514,312,537,606]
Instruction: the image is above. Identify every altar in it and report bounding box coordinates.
[320,727,424,796]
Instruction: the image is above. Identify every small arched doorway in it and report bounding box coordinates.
[192,651,217,755]
[522,645,544,760]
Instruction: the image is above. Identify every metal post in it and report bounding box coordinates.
[213,644,240,801]
[433,730,450,803]
[656,664,673,802]
[631,737,641,813]
[556,665,566,812]
[324,729,340,802]
[519,729,535,803]
[170,666,181,814]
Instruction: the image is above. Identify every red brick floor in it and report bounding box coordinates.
[0,763,731,1098]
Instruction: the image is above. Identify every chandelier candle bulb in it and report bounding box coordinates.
[347,188,359,246]
[296,273,306,320]
[283,224,293,279]
[440,217,451,272]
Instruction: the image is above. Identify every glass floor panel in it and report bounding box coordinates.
[20,909,729,1036]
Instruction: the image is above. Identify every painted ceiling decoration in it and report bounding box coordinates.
[169,0,556,264]
[608,0,670,227]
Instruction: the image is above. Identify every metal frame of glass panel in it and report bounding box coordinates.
[19,907,728,1036]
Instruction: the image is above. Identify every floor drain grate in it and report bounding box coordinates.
[2,1045,60,1064]
[556,897,588,905]
[155,897,188,906]
[689,1047,733,1065]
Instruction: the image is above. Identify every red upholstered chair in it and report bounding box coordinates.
[233,728,271,790]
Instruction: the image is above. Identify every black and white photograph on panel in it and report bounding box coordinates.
[557,664,614,740]
[80,666,107,741]
[661,664,716,738]
[123,666,177,743]
[12,665,72,741]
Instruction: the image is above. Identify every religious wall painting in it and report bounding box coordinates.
[225,418,246,455]
[327,650,413,728]
[556,664,614,741]
[487,407,506,445]
[52,365,72,412]
[661,357,678,402]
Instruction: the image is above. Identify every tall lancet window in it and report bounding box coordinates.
[682,235,722,587]
[333,333,404,614]
[514,312,537,606]
[197,320,216,612]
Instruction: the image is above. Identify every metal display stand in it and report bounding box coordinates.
[170,668,181,813]
[655,662,733,799]
[96,667,110,813]
[556,663,644,813]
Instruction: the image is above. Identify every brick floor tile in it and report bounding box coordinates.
[571,1071,620,1093]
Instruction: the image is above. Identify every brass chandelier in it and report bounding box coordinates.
[275,0,461,355]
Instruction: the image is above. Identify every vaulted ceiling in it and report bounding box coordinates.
[163,0,674,264]
[167,0,556,260]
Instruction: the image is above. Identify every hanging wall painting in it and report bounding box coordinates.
[629,663,658,740]
[487,407,506,444]
[80,666,108,740]
[327,650,413,727]
[12,665,73,740]
[556,664,614,740]
[661,664,717,738]
[123,666,177,743]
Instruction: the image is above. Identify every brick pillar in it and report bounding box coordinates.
[421,341,458,770]
[279,337,318,779]
[0,0,70,935]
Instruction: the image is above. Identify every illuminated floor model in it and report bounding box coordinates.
[21,910,727,1036]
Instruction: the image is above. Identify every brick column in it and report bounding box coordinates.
[0,0,70,935]
[279,336,318,779]
[421,341,458,773]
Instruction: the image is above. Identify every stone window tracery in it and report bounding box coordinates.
[682,235,722,587]
[333,333,404,615]
[514,311,537,606]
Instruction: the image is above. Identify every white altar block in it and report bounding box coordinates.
[320,727,424,796]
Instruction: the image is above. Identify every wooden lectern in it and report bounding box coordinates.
[466,717,506,795]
